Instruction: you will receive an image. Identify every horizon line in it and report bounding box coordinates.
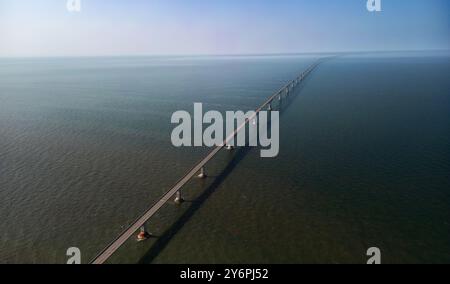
[1,49,449,59]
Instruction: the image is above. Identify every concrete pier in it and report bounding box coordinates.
[174,191,184,204]
[197,167,207,179]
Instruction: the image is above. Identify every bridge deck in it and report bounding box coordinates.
[91,60,322,264]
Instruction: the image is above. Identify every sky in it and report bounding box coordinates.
[0,0,449,57]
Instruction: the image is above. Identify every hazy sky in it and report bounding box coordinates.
[1,0,449,57]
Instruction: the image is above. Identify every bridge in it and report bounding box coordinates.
[91,58,325,264]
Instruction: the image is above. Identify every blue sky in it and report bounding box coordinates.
[0,0,449,57]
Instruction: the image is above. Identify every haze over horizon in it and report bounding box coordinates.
[1,0,449,57]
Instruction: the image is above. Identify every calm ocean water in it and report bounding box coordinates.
[0,52,449,263]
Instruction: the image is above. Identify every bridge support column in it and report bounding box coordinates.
[174,191,184,204]
[137,225,150,241]
[226,144,234,150]
[197,167,207,179]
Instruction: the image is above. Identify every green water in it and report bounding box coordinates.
[0,52,449,263]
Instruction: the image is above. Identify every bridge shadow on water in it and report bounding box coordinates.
[138,146,252,263]
[137,71,315,264]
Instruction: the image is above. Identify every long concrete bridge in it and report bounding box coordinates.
[91,58,325,264]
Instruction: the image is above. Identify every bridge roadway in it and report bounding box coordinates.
[91,59,323,264]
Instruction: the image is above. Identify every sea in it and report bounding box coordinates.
[0,51,449,263]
